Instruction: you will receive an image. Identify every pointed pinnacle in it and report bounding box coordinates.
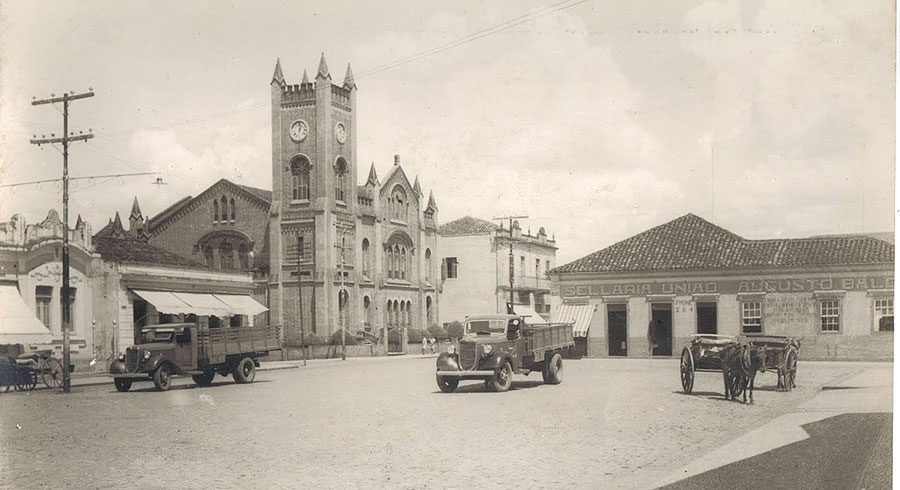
[272,58,284,83]
[317,53,330,79]
[130,196,142,219]
[301,69,309,84]
[343,63,356,89]
[413,176,422,195]
[366,162,379,186]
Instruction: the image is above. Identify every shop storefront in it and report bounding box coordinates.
[549,214,894,361]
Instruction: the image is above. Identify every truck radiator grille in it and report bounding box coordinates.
[125,349,140,372]
[458,342,477,370]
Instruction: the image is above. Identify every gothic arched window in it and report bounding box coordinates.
[390,186,407,221]
[219,241,234,270]
[361,238,370,277]
[230,198,236,221]
[290,155,311,200]
[426,296,433,324]
[425,248,432,282]
[220,196,228,221]
[363,296,372,327]
[334,157,348,202]
[238,244,249,269]
[400,247,407,280]
[213,201,219,223]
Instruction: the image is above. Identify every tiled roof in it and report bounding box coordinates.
[94,215,207,268]
[552,214,894,274]
[94,236,207,268]
[439,216,499,236]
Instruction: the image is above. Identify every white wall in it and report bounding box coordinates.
[439,234,497,323]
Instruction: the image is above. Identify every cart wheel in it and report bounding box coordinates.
[16,370,37,391]
[680,348,694,394]
[786,349,798,391]
[41,358,64,389]
[729,373,745,398]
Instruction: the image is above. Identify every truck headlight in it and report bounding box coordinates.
[446,345,455,355]
[482,345,492,354]
[143,351,151,360]
[117,353,125,361]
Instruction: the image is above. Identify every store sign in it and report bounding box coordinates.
[560,275,894,298]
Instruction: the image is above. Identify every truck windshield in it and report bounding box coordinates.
[465,320,506,335]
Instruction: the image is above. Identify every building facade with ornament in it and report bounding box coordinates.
[140,55,441,353]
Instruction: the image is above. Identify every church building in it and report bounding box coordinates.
[142,55,441,351]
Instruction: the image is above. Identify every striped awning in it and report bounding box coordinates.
[133,290,267,317]
[0,283,53,345]
[551,304,595,338]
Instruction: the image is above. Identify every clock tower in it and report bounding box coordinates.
[269,54,358,340]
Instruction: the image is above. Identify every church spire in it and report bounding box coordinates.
[75,214,84,229]
[343,63,356,90]
[427,191,438,212]
[130,196,143,221]
[317,53,330,79]
[272,58,284,84]
[366,162,379,187]
[301,69,309,85]
[413,176,422,196]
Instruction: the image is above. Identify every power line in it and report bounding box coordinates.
[356,0,586,79]
[0,171,158,189]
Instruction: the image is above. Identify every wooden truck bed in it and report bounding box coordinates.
[198,326,280,365]
[523,323,575,359]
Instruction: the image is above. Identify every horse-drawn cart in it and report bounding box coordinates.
[680,333,801,396]
[738,334,801,392]
[0,348,66,392]
[679,334,736,395]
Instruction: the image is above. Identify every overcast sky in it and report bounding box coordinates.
[0,0,894,264]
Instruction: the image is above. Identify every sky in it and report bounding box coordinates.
[0,0,895,265]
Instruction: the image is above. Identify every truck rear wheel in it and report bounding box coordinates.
[192,372,215,387]
[114,378,132,392]
[232,357,256,384]
[543,353,563,385]
[435,374,459,393]
[488,361,513,392]
[153,364,173,391]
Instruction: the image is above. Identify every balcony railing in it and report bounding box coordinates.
[504,275,551,291]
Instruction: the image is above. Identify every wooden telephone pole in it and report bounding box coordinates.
[30,90,94,393]
[493,215,528,312]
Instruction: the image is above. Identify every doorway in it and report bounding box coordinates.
[696,302,718,335]
[607,303,628,356]
[650,303,673,356]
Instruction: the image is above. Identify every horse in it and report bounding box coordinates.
[722,343,767,404]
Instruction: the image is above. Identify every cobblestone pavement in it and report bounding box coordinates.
[0,357,883,489]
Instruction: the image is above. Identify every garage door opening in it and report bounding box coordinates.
[607,303,627,357]
[650,303,673,356]
[697,302,718,335]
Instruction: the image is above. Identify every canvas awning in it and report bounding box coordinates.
[0,283,53,345]
[551,304,596,338]
[133,290,267,317]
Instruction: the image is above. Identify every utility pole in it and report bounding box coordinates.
[297,235,307,367]
[493,215,527,313]
[30,89,94,393]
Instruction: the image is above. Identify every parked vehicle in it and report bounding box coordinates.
[435,314,574,393]
[108,322,280,392]
[0,345,68,392]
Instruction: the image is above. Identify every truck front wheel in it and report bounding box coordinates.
[488,361,513,392]
[232,357,256,384]
[114,378,132,392]
[435,374,459,393]
[153,364,173,391]
[543,353,563,385]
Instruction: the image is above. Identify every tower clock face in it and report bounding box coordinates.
[289,120,309,142]
[334,122,347,144]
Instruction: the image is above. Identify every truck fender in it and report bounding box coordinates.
[144,355,174,374]
[108,360,127,375]
[479,352,510,371]
[436,352,460,371]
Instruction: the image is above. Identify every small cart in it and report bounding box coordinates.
[0,346,66,392]
[738,334,800,391]
[679,334,737,395]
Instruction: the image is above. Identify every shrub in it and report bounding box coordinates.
[329,329,359,346]
[445,321,464,340]
[426,323,449,341]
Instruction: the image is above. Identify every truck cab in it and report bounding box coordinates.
[435,314,574,393]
